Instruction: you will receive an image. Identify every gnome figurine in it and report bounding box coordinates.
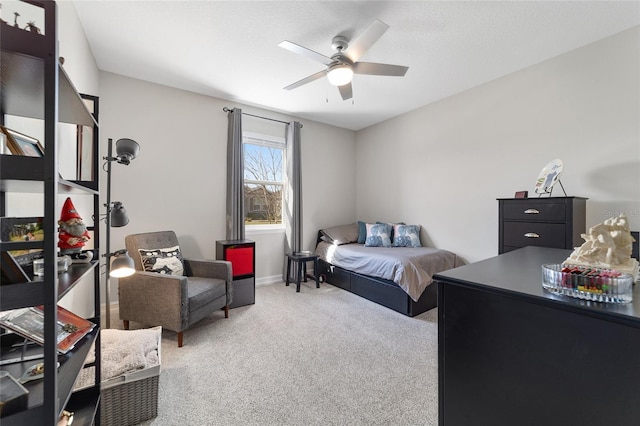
[58,197,93,262]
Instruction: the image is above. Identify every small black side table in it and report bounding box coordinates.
[285,252,320,292]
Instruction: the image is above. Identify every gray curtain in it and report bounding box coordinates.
[284,121,303,276]
[226,108,245,240]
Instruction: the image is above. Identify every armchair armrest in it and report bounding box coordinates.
[118,271,189,331]
[184,259,233,304]
[184,259,232,282]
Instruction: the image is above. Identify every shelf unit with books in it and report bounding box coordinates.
[1,1,101,424]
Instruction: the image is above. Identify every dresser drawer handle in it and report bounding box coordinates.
[524,209,540,214]
[524,233,540,238]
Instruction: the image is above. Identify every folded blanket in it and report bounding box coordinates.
[75,327,160,389]
[101,328,159,379]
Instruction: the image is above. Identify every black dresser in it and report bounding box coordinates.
[434,246,640,426]
[498,196,587,254]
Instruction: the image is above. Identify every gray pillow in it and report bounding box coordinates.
[321,223,359,245]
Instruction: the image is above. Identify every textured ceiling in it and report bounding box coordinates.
[73,1,640,131]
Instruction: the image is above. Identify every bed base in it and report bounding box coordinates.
[317,259,437,317]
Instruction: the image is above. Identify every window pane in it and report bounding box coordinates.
[244,144,283,182]
[244,183,282,225]
[243,138,285,227]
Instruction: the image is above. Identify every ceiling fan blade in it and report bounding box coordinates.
[283,70,327,90]
[353,62,408,77]
[343,19,389,63]
[278,40,334,66]
[338,82,353,101]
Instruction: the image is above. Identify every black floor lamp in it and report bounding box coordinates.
[103,137,140,328]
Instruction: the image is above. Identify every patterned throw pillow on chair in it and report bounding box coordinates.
[138,245,184,276]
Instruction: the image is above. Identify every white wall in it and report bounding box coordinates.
[58,1,100,95]
[100,72,356,297]
[356,27,640,264]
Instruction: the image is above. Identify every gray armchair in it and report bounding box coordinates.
[118,231,233,347]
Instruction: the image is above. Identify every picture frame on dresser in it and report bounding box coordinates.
[514,191,528,199]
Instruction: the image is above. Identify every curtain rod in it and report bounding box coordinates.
[223,107,302,128]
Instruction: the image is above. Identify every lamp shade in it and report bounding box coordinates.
[115,138,140,165]
[109,251,135,278]
[327,64,353,86]
[109,201,129,227]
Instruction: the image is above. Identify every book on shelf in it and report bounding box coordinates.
[0,305,95,354]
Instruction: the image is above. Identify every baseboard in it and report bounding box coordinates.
[256,268,319,286]
[256,275,283,286]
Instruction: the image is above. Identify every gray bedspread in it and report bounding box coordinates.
[315,241,460,302]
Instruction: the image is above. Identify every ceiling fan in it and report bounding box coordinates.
[279,19,409,101]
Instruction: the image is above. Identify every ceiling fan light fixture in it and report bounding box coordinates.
[327,64,353,86]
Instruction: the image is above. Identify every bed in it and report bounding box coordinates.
[314,222,461,317]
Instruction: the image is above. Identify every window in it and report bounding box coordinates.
[243,132,285,229]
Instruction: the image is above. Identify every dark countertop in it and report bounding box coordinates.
[434,246,640,325]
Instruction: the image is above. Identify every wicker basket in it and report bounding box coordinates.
[100,326,162,426]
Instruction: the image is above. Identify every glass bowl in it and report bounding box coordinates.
[541,264,633,303]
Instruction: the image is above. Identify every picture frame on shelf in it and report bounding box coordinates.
[78,93,99,183]
[75,124,94,181]
[0,125,44,157]
[1,217,44,266]
[1,217,44,243]
[0,131,7,155]
[0,371,29,418]
[1,251,30,284]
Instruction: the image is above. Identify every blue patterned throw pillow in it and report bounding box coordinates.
[357,221,367,244]
[365,223,392,247]
[392,224,422,247]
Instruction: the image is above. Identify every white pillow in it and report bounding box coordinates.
[138,245,184,276]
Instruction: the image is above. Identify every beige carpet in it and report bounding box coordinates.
[106,280,439,425]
